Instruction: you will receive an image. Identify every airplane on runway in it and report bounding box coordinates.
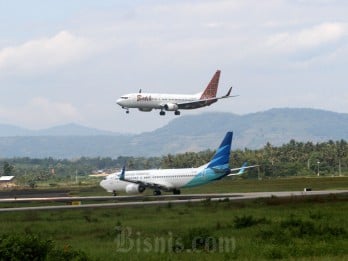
[100,132,257,196]
[116,70,237,116]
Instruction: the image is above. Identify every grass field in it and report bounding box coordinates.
[1,176,348,260]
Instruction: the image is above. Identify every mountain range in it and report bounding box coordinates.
[0,108,347,158]
[0,123,118,137]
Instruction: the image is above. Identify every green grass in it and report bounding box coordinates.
[1,176,348,260]
[0,194,347,260]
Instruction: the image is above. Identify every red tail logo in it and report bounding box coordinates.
[200,70,220,99]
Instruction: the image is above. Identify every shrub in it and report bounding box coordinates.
[0,233,90,261]
[0,234,52,260]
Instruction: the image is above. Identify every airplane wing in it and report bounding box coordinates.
[176,87,238,110]
[228,162,259,176]
[119,167,174,191]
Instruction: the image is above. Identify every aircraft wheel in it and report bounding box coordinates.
[126,110,129,114]
[153,190,161,196]
[174,111,180,116]
[112,190,117,196]
[173,189,181,195]
[160,111,166,116]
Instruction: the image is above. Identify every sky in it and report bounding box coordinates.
[0,0,347,134]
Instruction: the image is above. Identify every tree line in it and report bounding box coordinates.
[1,139,347,181]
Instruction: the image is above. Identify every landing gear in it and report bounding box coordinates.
[173,189,181,195]
[153,190,162,196]
[160,111,166,116]
[174,110,180,116]
[122,106,130,114]
[112,190,117,196]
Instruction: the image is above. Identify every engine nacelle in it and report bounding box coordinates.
[164,103,179,111]
[125,184,146,194]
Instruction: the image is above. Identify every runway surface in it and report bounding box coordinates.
[0,190,347,212]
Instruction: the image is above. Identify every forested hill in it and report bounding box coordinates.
[0,108,347,158]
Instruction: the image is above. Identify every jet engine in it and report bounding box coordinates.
[164,103,179,111]
[125,184,146,194]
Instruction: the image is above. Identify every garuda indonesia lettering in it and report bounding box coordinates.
[116,70,236,116]
[100,132,257,196]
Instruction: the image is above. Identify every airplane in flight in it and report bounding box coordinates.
[100,132,257,196]
[116,70,236,116]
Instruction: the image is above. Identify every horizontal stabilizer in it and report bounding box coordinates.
[228,162,259,176]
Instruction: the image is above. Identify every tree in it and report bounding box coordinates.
[3,161,14,175]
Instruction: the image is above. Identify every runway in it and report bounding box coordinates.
[0,190,347,212]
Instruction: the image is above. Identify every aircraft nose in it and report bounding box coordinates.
[116,98,127,107]
[100,180,108,190]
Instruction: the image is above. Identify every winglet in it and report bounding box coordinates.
[237,162,248,174]
[119,166,126,180]
[224,87,232,97]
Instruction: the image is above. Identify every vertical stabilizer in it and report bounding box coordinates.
[200,70,221,99]
[207,131,233,168]
[119,166,126,180]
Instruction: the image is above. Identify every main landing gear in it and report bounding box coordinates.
[159,110,181,116]
[173,189,181,195]
[153,190,162,196]
[152,189,180,195]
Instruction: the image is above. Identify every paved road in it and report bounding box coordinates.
[0,190,347,212]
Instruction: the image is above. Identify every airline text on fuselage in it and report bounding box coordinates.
[137,95,152,101]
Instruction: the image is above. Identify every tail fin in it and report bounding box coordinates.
[207,131,233,168]
[119,166,126,180]
[200,70,220,99]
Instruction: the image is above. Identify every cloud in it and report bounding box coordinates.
[266,22,347,53]
[0,31,96,74]
[0,97,81,128]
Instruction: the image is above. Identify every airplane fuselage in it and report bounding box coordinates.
[116,70,233,115]
[117,92,201,111]
[99,132,244,196]
[100,165,228,194]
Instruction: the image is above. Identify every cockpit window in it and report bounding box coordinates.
[121,96,128,99]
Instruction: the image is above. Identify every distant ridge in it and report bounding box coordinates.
[0,123,120,137]
[0,108,347,158]
[0,124,30,137]
[34,123,119,136]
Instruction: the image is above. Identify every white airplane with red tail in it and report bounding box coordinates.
[116,70,236,116]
